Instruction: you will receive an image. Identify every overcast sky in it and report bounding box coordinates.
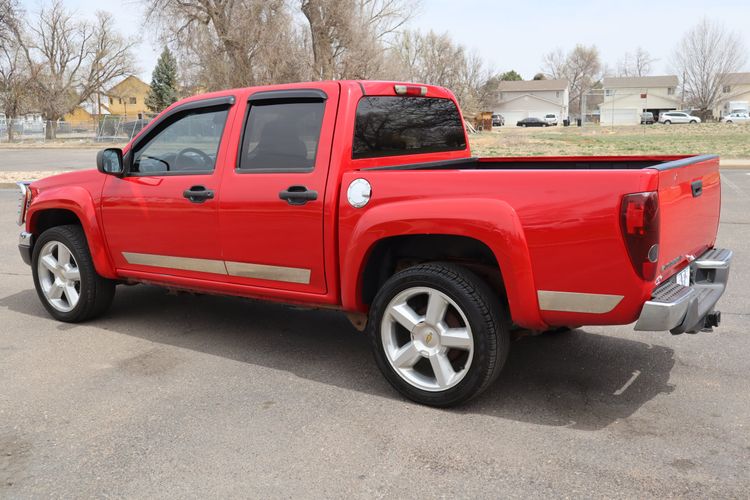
[19,0,750,82]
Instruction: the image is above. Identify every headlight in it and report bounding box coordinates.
[16,181,32,226]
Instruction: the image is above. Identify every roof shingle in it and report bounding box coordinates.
[602,75,679,89]
[497,79,569,91]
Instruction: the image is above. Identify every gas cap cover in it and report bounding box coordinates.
[347,178,372,208]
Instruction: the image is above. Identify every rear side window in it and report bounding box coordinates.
[353,97,466,159]
[239,101,325,172]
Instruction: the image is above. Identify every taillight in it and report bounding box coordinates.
[394,84,427,96]
[620,192,660,280]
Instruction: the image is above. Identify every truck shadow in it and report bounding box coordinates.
[1,285,675,431]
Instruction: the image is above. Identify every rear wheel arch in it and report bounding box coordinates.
[359,234,508,310]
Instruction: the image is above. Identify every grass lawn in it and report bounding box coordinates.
[469,123,750,159]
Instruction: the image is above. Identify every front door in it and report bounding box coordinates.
[101,100,235,282]
[219,83,339,295]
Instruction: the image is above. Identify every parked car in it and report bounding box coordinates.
[16,80,731,407]
[641,112,655,124]
[517,117,548,127]
[543,113,558,126]
[721,112,750,124]
[491,113,504,127]
[659,111,701,124]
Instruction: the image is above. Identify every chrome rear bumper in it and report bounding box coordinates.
[634,248,732,334]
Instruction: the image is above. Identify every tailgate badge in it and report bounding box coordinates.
[347,179,372,208]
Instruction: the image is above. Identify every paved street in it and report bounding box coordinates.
[0,172,748,498]
[0,148,100,172]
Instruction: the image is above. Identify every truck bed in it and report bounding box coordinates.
[365,154,717,171]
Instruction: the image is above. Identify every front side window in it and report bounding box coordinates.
[353,96,466,159]
[132,107,229,174]
[239,101,325,172]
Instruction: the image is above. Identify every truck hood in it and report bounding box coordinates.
[31,169,105,192]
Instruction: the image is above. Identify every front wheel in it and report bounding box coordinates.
[690,120,698,124]
[664,120,671,125]
[367,263,510,407]
[32,225,116,322]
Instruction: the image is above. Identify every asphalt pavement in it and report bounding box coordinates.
[0,148,99,171]
[0,172,748,498]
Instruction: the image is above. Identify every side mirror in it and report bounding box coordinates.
[96,148,124,176]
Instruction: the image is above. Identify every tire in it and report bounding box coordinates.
[690,120,697,124]
[726,120,733,124]
[367,263,510,407]
[32,225,116,322]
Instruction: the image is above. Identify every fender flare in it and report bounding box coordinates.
[27,186,117,279]
[341,198,548,330]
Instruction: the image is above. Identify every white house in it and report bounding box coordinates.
[715,72,750,118]
[493,79,569,124]
[599,75,680,126]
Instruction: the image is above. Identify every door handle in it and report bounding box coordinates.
[183,185,214,203]
[279,185,318,205]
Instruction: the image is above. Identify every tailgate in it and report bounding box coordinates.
[656,155,721,281]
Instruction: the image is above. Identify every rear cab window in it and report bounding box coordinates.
[352,96,466,159]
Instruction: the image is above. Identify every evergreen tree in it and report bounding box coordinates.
[500,70,522,81]
[145,47,178,113]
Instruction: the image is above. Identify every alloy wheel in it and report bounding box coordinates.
[381,286,474,391]
[36,240,81,312]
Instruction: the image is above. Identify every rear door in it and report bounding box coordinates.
[218,83,339,295]
[656,156,721,280]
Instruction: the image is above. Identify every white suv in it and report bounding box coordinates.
[659,111,701,124]
[543,113,558,126]
[721,112,750,124]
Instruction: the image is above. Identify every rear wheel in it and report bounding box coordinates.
[726,120,733,124]
[368,263,509,407]
[32,225,116,323]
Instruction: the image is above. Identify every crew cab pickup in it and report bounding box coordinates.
[16,81,732,406]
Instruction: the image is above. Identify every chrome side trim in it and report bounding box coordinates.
[537,290,624,314]
[225,261,311,285]
[122,252,312,285]
[123,252,228,275]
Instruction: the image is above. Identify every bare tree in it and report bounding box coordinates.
[618,47,655,77]
[672,18,747,116]
[14,2,135,138]
[144,0,307,90]
[388,30,490,114]
[301,0,411,80]
[542,44,601,115]
[0,43,33,140]
[0,0,18,45]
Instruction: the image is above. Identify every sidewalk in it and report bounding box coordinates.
[720,159,750,169]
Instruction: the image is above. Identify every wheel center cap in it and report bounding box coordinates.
[412,323,440,352]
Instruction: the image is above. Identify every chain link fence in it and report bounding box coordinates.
[0,115,155,144]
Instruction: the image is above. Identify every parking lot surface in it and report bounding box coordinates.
[0,172,749,498]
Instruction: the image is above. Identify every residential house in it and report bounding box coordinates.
[105,75,151,118]
[599,75,679,126]
[492,79,570,125]
[715,73,750,118]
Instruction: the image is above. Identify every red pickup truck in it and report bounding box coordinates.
[17,81,732,406]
